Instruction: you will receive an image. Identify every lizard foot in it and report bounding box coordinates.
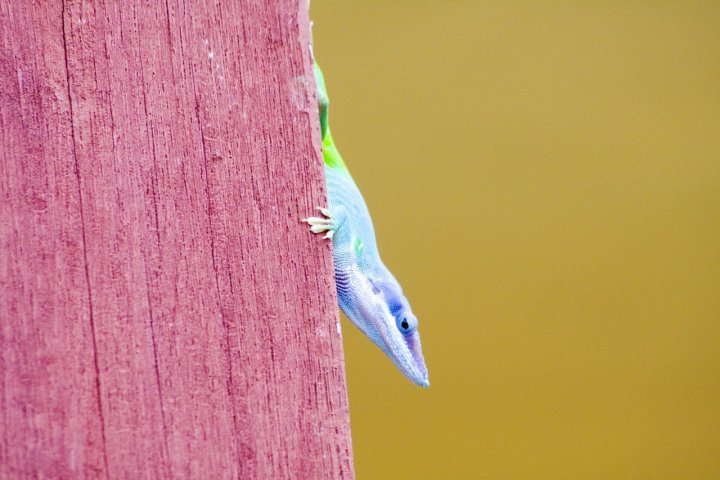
[302,207,336,240]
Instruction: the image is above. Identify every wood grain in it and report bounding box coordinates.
[0,1,354,478]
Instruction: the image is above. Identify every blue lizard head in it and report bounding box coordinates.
[381,282,429,387]
[338,268,429,387]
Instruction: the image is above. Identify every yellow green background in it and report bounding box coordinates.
[311,2,720,478]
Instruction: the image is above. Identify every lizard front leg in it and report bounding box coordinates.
[302,205,348,240]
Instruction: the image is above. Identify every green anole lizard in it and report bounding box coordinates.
[304,64,430,387]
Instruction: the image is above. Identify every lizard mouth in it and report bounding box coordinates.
[339,268,430,387]
[376,311,429,388]
[404,332,429,387]
[353,301,430,387]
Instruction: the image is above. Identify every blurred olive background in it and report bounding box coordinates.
[310,2,720,479]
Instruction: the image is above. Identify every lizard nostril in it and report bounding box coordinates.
[401,319,409,330]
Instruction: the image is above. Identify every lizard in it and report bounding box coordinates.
[303,63,430,388]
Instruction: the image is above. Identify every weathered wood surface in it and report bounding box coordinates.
[0,1,354,478]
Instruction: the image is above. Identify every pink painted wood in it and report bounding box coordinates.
[0,1,354,478]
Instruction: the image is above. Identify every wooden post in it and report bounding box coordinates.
[0,1,354,478]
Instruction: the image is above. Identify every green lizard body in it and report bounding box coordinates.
[304,64,429,387]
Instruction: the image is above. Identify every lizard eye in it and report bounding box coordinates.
[397,314,417,335]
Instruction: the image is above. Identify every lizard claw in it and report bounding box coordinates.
[316,206,332,217]
[303,206,336,239]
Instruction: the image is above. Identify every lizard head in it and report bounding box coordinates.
[384,289,429,388]
[339,268,430,387]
